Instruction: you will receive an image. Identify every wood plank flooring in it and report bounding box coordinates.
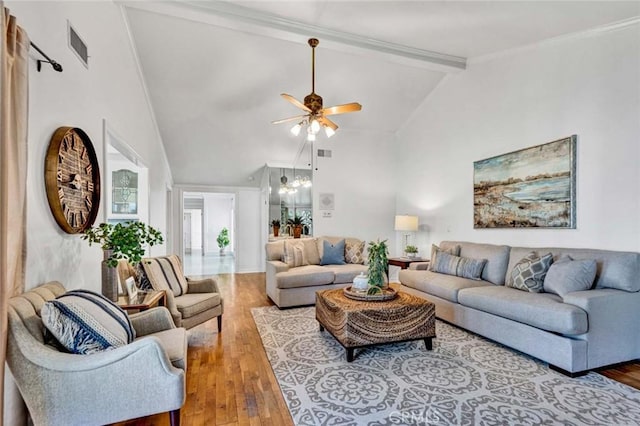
[119,272,640,426]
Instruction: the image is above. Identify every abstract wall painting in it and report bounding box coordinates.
[473,136,576,229]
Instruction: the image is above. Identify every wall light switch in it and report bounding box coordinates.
[322,211,333,218]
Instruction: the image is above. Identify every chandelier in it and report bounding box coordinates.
[278,168,312,195]
[278,173,297,195]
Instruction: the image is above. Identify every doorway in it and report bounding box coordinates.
[182,192,235,275]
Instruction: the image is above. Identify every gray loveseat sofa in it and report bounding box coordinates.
[266,236,368,308]
[399,241,640,375]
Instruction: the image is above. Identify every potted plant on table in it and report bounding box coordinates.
[83,221,164,301]
[367,239,389,295]
[405,245,419,258]
[287,215,305,239]
[271,219,281,237]
[217,227,230,255]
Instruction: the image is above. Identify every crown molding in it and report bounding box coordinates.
[469,17,640,65]
[119,0,466,73]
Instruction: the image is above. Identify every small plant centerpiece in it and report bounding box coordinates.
[405,245,419,258]
[217,227,230,255]
[287,215,305,238]
[83,221,163,301]
[271,219,281,237]
[367,239,389,295]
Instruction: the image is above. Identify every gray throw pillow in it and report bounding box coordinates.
[544,257,597,296]
[429,244,460,271]
[508,252,554,293]
[430,251,487,280]
[41,290,135,354]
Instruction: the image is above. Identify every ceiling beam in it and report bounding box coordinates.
[120,0,466,73]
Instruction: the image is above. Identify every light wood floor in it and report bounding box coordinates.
[120,272,640,426]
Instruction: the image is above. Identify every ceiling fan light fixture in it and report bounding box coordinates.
[290,123,302,136]
[310,118,320,134]
[272,38,361,142]
[324,125,335,138]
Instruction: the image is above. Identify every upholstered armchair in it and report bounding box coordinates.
[6,282,186,426]
[118,255,224,331]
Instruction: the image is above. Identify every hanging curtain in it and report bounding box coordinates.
[1,3,29,423]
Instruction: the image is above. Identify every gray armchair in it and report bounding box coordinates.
[119,255,224,331]
[7,282,186,426]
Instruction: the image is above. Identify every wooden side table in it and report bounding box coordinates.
[388,257,428,269]
[117,290,166,313]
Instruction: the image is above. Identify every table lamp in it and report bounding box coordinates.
[394,215,419,254]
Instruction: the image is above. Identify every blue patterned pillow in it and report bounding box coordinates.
[320,239,346,265]
[41,290,135,354]
[431,251,487,280]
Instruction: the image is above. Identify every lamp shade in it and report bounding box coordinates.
[394,215,418,231]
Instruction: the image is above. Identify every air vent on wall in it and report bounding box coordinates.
[317,149,332,158]
[67,21,88,68]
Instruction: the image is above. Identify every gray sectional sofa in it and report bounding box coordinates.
[266,236,368,308]
[399,241,640,375]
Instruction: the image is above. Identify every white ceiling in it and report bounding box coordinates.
[122,1,640,187]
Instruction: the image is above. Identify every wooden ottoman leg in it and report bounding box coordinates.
[319,323,325,332]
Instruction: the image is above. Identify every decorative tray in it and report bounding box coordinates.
[343,286,398,302]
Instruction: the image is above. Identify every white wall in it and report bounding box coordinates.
[236,189,262,272]
[6,0,173,291]
[395,24,640,254]
[313,129,398,252]
[203,194,234,254]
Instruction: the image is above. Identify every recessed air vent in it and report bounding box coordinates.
[317,149,332,158]
[67,21,88,68]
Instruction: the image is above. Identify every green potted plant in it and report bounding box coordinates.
[367,239,389,295]
[405,245,419,258]
[271,219,281,237]
[217,227,230,255]
[287,216,305,239]
[83,221,164,301]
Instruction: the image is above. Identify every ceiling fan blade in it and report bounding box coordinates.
[318,116,338,131]
[271,114,308,125]
[321,102,362,116]
[281,93,311,112]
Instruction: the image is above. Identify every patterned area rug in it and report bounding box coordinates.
[252,306,640,425]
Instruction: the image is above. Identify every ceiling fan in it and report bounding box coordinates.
[272,38,362,141]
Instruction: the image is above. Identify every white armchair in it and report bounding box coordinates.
[7,282,186,426]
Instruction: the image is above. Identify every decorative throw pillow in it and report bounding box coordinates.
[508,252,554,293]
[283,241,309,267]
[41,290,135,355]
[300,238,321,265]
[135,263,153,291]
[429,244,461,271]
[320,239,346,265]
[345,240,365,264]
[141,255,188,297]
[544,256,597,297]
[430,251,487,280]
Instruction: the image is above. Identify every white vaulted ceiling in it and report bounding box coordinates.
[121,1,640,186]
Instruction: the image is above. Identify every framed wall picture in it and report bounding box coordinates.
[319,193,335,210]
[124,277,138,300]
[473,135,576,228]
